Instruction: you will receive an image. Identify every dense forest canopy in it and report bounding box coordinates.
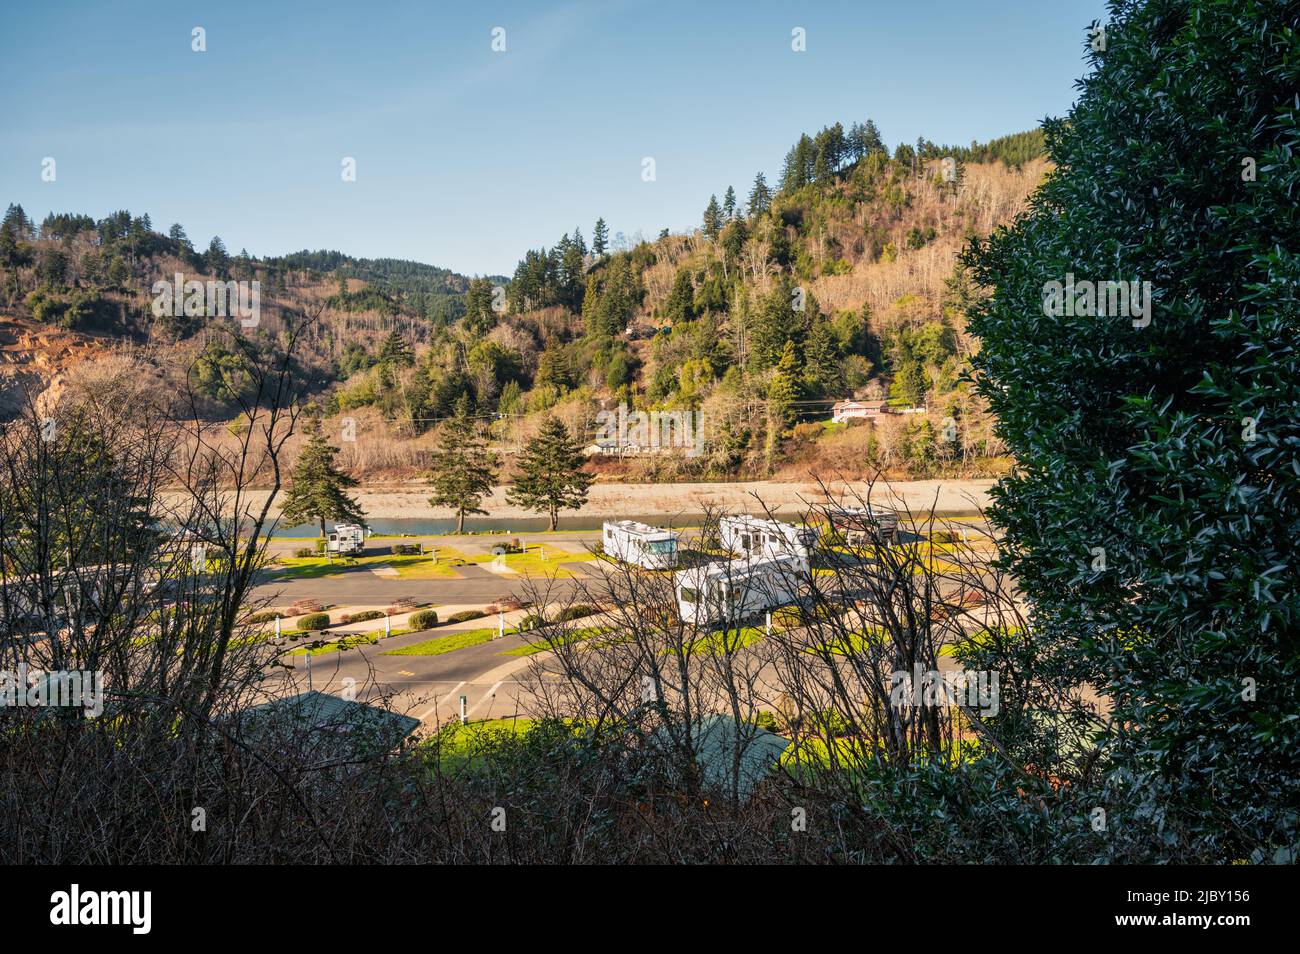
[1,122,1046,480]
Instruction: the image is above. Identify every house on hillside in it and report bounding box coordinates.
[831,399,889,424]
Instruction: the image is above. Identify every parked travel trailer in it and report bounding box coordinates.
[327,523,367,557]
[827,505,899,543]
[719,515,818,567]
[602,520,679,569]
[675,552,806,626]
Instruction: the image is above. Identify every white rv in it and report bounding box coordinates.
[719,515,818,567]
[675,552,806,626]
[602,520,679,569]
[827,505,899,544]
[326,523,367,557]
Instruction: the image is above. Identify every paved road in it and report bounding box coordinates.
[275,620,543,727]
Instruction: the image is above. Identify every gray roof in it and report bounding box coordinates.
[651,714,790,802]
[240,690,419,751]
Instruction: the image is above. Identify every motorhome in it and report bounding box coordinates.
[827,505,899,544]
[602,520,679,569]
[675,552,806,626]
[719,515,818,567]
[327,523,367,557]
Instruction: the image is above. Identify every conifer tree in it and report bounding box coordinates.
[505,416,593,531]
[281,421,368,537]
[376,329,414,367]
[702,196,722,239]
[747,173,772,216]
[426,395,499,533]
[664,268,695,324]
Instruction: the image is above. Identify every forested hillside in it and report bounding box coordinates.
[0,122,1046,481]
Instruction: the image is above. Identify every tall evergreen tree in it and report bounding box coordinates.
[505,416,593,531]
[664,268,696,324]
[768,340,801,426]
[592,218,609,258]
[205,236,229,278]
[376,329,414,367]
[464,278,498,335]
[747,173,772,216]
[702,195,722,239]
[280,422,368,538]
[722,186,737,220]
[426,395,499,533]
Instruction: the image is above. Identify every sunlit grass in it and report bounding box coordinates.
[499,625,611,657]
[381,627,509,656]
[467,546,597,578]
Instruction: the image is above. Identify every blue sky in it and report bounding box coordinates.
[0,0,1108,277]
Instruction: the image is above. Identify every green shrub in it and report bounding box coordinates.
[296,612,330,631]
[293,548,314,558]
[963,0,1300,860]
[246,611,285,624]
[554,604,597,623]
[754,711,780,734]
[391,543,421,556]
[446,609,484,624]
[408,609,439,630]
[342,610,385,624]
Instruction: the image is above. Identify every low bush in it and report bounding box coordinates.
[296,612,331,631]
[554,604,598,623]
[391,543,421,556]
[292,548,314,558]
[408,609,439,630]
[246,611,285,624]
[340,610,385,624]
[446,609,485,624]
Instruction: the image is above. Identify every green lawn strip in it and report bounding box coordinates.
[381,626,521,657]
[802,628,888,657]
[286,627,414,656]
[424,717,587,772]
[686,624,769,656]
[498,625,611,657]
[466,546,597,578]
[270,552,465,581]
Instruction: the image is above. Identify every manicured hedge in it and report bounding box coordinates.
[296,612,330,631]
[445,609,485,624]
[408,609,439,631]
[554,604,598,622]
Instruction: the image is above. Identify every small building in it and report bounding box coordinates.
[719,514,818,567]
[602,520,679,569]
[827,505,900,543]
[238,690,420,758]
[831,399,889,424]
[675,552,806,626]
[649,714,791,803]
